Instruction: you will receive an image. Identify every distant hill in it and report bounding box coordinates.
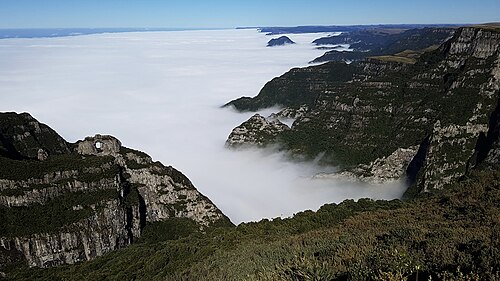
[311,27,456,63]
[267,36,295,47]
[256,24,462,35]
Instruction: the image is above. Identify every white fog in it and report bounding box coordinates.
[0,29,405,223]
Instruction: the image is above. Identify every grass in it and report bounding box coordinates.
[369,46,442,65]
[4,167,500,280]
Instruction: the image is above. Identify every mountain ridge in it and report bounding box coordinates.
[0,112,231,269]
[267,36,295,47]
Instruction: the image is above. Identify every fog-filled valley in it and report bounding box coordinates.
[0,29,406,223]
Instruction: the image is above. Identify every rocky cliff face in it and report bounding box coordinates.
[0,113,230,268]
[311,27,455,63]
[225,26,500,192]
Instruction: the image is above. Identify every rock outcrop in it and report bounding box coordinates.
[225,26,500,192]
[0,112,70,160]
[267,36,295,47]
[226,114,289,147]
[0,113,230,268]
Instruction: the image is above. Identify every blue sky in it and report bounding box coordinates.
[0,0,499,28]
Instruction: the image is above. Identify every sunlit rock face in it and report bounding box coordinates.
[226,26,500,192]
[267,36,296,47]
[226,114,289,147]
[0,112,230,268]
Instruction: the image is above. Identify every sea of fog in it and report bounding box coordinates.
[0,29,405,223]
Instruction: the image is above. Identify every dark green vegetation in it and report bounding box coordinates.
[0,153,116,181]
[5,167,500,280]
[225,62,357,111]
[0,190,117,238]
[0,112,230,270]
[0,115,122,237]
[311,27,455,63]
[472,22,500,31]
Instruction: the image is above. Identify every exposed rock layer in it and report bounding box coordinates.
[226,114,289,147]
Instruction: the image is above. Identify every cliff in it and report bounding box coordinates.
[0,113,230,269]
[224,26,500,192]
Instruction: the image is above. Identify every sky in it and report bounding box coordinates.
[0,29,405,223]
[0,0,499,29]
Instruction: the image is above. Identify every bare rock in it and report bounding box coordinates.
[76,134,121,156]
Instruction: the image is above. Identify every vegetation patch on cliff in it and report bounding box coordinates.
[0,190,118,237]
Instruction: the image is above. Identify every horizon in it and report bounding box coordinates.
[0,23,473,30]
[0,29,405,223]
[1,0,498,29]
[0,20,472,30]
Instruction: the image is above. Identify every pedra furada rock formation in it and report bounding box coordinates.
[225,25,500,195]
[0,112,231,268]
